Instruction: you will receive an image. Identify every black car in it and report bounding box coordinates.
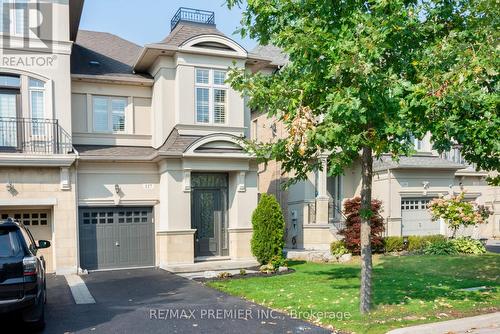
[0,218,50,330]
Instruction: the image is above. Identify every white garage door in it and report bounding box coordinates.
[401,199,441,236]
[0,210,53,272]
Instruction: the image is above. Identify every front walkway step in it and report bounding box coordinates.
[161,259,259,273]
[386,312,500,334]
[177,268,259,280]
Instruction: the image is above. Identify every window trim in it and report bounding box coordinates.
[92,95,127,134]
[194,68,228,125]
[1,0,29,37]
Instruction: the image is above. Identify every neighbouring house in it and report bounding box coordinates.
[251,45,500,251]
[0,2,278,274]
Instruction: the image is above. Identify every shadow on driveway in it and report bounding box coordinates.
[41,268,330,334]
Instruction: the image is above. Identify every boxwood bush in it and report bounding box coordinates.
[251,194,285,264]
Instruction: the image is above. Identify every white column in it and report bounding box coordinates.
[315,154,330,224]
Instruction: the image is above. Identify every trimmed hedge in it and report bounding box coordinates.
[383,235,447,253]
[251,194,285,264]
[384,236,404,252]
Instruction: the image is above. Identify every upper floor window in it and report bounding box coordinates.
[195,68,227,124]
[93,96,126,133]
[0,0,28,36]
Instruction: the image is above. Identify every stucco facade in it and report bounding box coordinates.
[0,4,268,273]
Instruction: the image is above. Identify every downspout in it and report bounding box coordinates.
[387,167,392,237]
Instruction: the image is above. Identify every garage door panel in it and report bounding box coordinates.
[401,198,441,236]
[1,210,53,273]
[79,207,154,270]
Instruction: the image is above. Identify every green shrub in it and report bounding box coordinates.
[330,240,349,257]
[425,234,447,244]
[407,235,446,252]
[423,240,458,255]
[270,254,287,269]
[384,236,404,252]
[251,194,285,265]
[451,237,486,254]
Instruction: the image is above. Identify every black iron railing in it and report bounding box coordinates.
[329,200,347,231]
[0,117,73,155]
[171,7,215,31]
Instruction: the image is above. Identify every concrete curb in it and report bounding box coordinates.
[386,312,500,334]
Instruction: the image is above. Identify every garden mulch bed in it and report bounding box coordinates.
[194,266,296,283]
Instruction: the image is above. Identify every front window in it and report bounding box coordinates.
[93,96,127,133]
[0,0,28,36]
[327,175,343,221]
[29,78,44,135]
[195,68,227,124]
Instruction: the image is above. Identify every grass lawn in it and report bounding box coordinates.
[208,254,500,334]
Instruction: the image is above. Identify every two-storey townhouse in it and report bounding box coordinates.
[0,0,83,274]
[1,2,274,274]
[252,46,500,252]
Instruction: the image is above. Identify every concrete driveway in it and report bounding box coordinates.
[39,268,329,334]
[486,239,500,254]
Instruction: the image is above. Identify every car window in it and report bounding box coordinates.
[0,229,23,257]
[19,227,36,253]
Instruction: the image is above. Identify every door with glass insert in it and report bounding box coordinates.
[191,173,229,257]
[0,90,19,149]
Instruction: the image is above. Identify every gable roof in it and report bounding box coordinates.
[71,30,152,81]
[252,45,288,67]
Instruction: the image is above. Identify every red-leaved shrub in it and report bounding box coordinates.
[338,197,385,254]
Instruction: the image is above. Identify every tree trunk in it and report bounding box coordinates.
[359,146,373,314]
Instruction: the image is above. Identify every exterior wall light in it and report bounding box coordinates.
[114,184,121,194]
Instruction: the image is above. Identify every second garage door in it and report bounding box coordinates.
[401,198,441,236]
[79,207,155,270]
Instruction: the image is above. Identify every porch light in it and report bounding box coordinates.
[114,184,121,194]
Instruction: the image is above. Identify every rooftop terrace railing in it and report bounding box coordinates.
[171,7,215,31]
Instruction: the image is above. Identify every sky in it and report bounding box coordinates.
[79,0,256,51]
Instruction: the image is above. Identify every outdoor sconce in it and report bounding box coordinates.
[403,236,409,250]
[422,181,430,196]
[6,182,14,192]
[114,184,121,194]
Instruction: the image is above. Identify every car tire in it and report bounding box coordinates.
[27,304,45,332]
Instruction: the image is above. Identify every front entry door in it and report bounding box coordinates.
[191,173,228,257]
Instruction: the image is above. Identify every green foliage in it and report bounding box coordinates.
[428,193,492,236]
[270,254,288,269]
[423,241,458,255]
[384,237,404,253]
[330,240,349,257]
[251,194,285,264]
[451,237,486,255]
[225,0,499,181]
[407,235,447,252]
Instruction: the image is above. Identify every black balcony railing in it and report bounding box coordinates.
[171,7,215,31]
[0,117,73,155]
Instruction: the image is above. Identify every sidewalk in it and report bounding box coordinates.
[386,312,500,334]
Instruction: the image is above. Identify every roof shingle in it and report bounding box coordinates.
[71,30,151,79]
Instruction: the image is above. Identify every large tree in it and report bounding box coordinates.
[226,0,499,313]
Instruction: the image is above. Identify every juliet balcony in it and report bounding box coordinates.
[0,117,73,155]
